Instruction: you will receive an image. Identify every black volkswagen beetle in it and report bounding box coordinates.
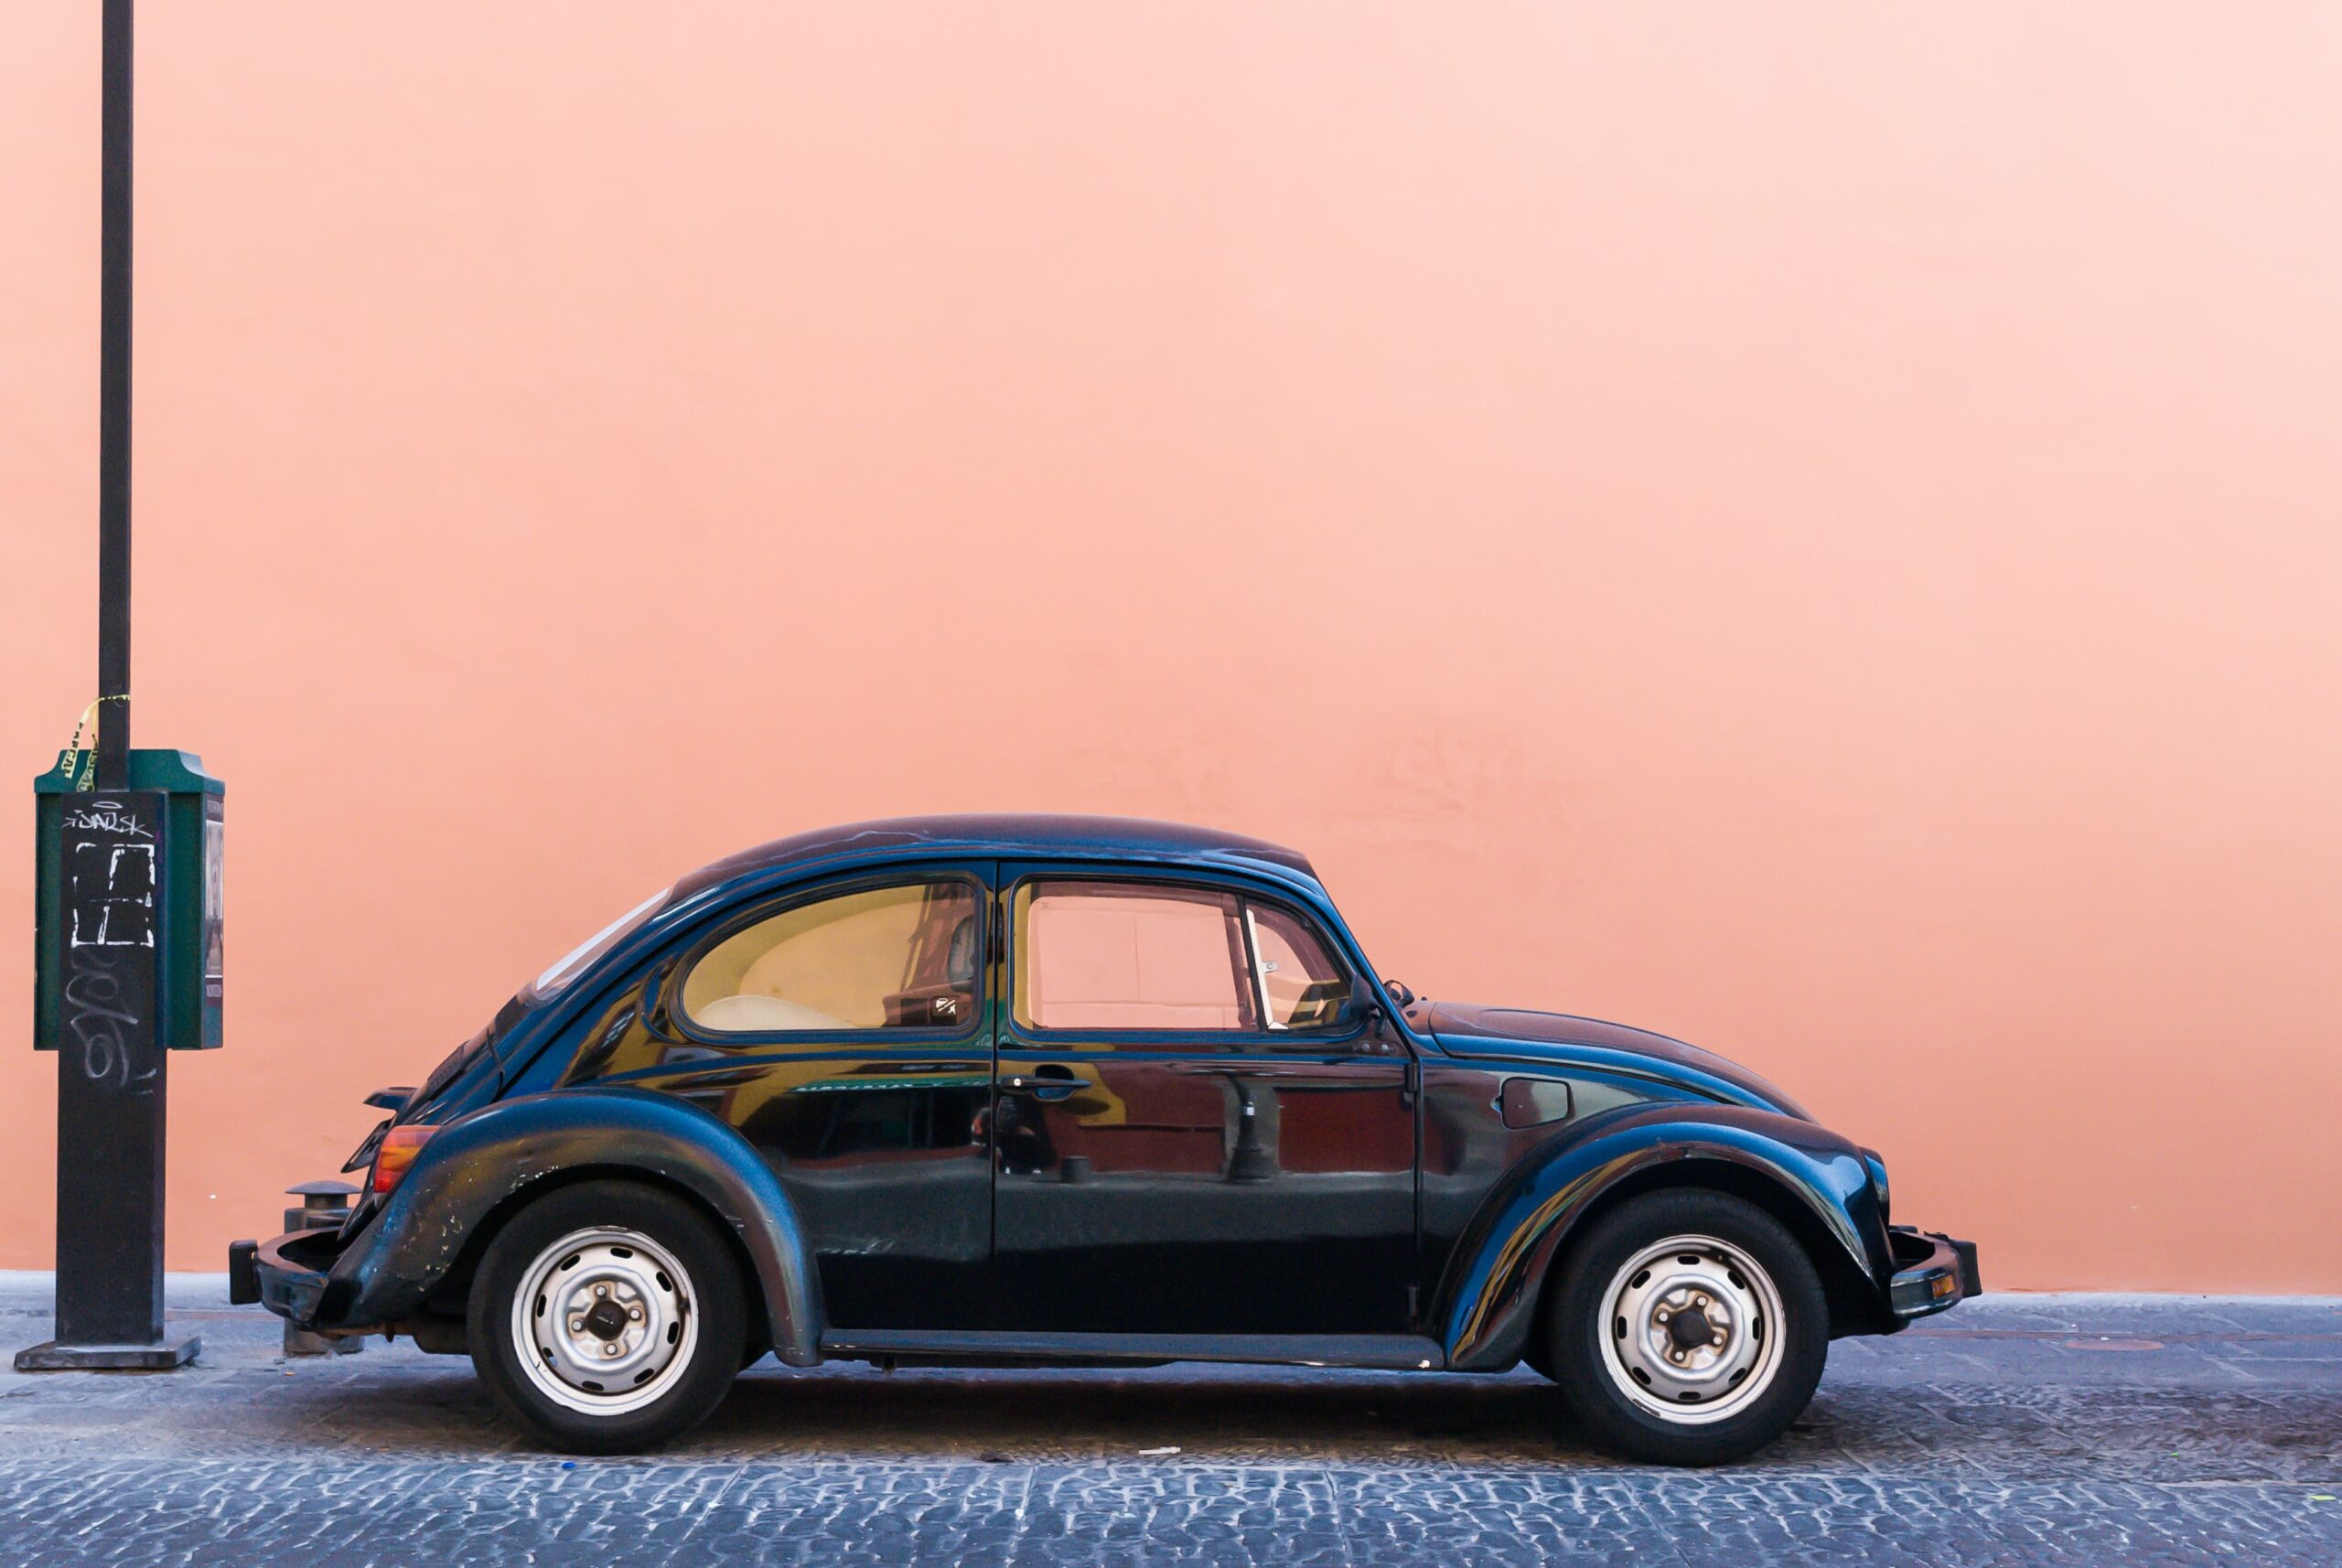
[235,815,1977,1465]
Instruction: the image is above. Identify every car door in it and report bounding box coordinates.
[989,866,1417,1336]
[615,862,999,1330]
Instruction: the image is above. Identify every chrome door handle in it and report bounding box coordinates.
[998,1071,1080,1101]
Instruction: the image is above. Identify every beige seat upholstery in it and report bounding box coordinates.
[692,993,852,1033]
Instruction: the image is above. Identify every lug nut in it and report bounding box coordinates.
[603,1342,619,1357]
[568,1317,584,1333]
[594,1284,609,1299]
[628,1305,642,1320]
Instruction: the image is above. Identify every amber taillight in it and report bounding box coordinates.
[371,1124,439,1196]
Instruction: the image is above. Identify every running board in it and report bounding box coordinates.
[816,1328,1447,1370]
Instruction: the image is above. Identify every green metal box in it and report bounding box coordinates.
[35,748,223,1052]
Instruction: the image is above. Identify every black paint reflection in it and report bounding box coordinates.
[991,1048,1416,1335]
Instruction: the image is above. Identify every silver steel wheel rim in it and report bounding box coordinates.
[510,1227,698,1417]
[1599,1232,1786,1425]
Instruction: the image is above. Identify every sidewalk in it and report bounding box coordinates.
[3,1273,2338,1564]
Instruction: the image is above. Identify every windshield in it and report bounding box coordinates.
[528,888,671,1000]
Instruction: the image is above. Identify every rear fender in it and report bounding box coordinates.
[317,1087,824,1365]
[1435,1103,1886,1370]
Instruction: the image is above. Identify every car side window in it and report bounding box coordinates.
[1014,881,1257,1033]
[681,879,979,1036]
[1011,878,1354,1042]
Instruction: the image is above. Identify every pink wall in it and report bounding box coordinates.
[4,4,2339,1289]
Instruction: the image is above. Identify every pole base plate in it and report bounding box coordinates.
[14,1336,199,1371]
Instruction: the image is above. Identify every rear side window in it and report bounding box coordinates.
[1011,879,1354,1037]
[682,880,979,1035]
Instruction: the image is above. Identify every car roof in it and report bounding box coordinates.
[671,813,1319,901]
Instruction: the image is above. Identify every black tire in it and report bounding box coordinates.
[469,1180,747,1454]
[1542,1189,1828,1466]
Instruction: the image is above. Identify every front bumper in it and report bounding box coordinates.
[1885,1226,1982,1319]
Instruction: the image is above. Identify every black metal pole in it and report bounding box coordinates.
[16,0,194,1372]
[95,0,133,794]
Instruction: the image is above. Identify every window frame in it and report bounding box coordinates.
[1004,869,1368,1052]
[665,868,989,1050]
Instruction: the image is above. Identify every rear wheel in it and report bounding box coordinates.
[1544,1189,1827,1466]
[469,1181,747,1454]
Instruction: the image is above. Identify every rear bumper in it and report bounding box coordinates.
[1885,1226,1982,1319]
[238,1229,345,1330]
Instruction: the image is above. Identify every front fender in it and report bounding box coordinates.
[1436,1103,1885,1370]
[317,1088,825,1366]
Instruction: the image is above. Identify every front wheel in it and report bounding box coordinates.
[1544,1189,1828,1466]
[469,1180,747,1454]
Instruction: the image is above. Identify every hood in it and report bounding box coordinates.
[1421,1001,1811,1120]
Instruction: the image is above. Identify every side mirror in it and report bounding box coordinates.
[1382,977,1416,1008]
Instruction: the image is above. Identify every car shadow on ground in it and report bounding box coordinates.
[703,1366,1601,1466]
[237,1357,1644,1466]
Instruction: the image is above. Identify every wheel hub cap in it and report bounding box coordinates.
[582,1297,631,1342]
[1599,1233,1787,1425]
[510,1228,698,1417]
[1666,1304,1718,1354]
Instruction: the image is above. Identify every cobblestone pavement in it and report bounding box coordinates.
[3,1274,2340,1564]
